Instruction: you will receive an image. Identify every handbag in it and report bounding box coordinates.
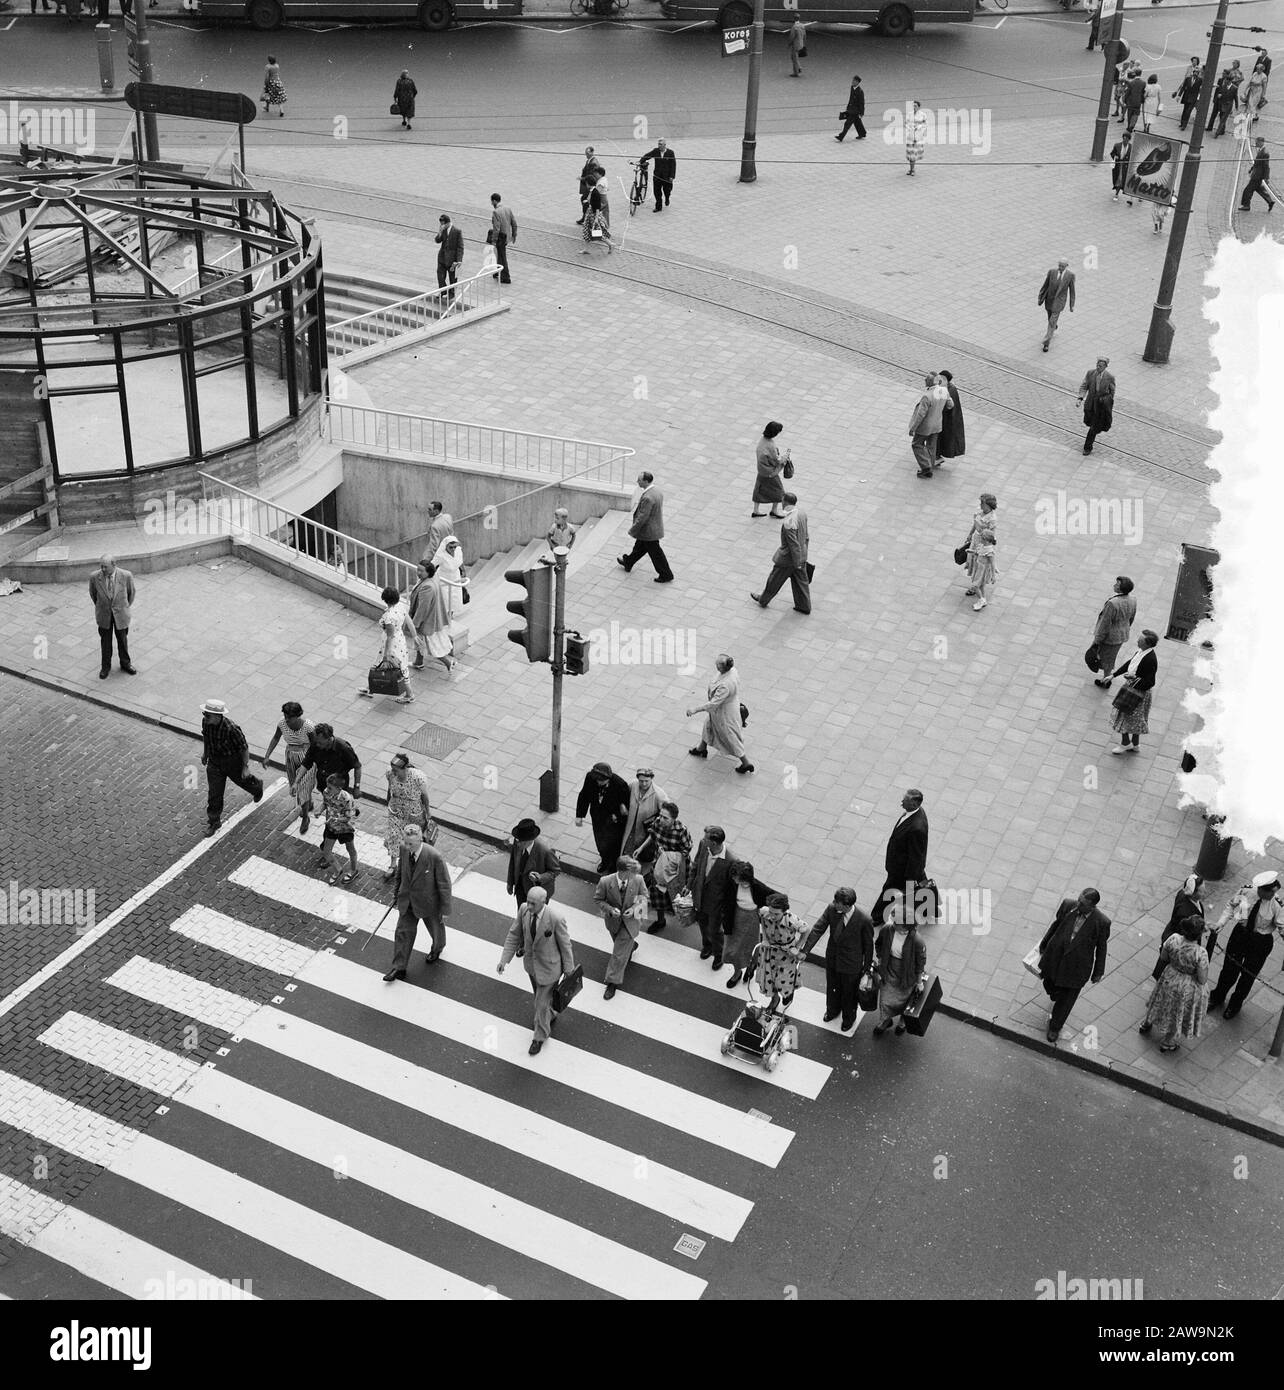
[804,561,815,582]
[914,878,940,925]
[739,702,749,727]
[423,816,440,847]
[552,965,584,1015]
[954,545,969,566]
[1083,644,1101,671]
[782,456,795,479]
[902,974,943,1036]
[389,102,400,116]
[857,970,880,1012]
[798,44,808,56]
[367,658,402,696]
[1112,681,1144,712]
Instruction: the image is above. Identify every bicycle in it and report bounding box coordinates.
[628,160,649,216]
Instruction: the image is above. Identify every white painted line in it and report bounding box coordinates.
[0,778,286,1023]
[42,1013,706,1300]
[0,1173,259,1301]
[0,1070,502,1301]
[236,859,831,1100]
[170,905,318,977]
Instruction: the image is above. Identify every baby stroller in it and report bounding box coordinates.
[719,938,801,1073]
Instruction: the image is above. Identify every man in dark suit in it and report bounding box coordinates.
[499,888,576,1055]
[1037,257,1076,352]
[751,492,810,614]
[576,146,604,224]
[434,213,464,300]
[384,822,453,981]
[690,825,735,968]
[835,74,866,140]
[1038,887,1111,1042]
[616,471,673,583]
[802,886,874,1031]
[639,138,677,211]
[1173,59,1202,130]
[594,856,649,999]
[872,789,929,926]
[575,761,631,871]
[507,817,560,906]
[1240,137,1276,212]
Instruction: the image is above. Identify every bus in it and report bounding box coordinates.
[194,0,523,32]
[660,0,974,38]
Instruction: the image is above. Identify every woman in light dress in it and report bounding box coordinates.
[686,652,754,774]
[261,700,315,831]
[262,56,287,117]
[1140,74,1163,132]
[362,586,418,705]
[905,99,928,175]
[412,563,456,675]
[430,535,469,618]
[621,768,667,857]
[750,894,807,1012]
[383,753,433,879]
[963,492,998,612]
[1139,916,1209,1052]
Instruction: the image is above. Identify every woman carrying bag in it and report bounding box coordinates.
[1109,628,1159,755]
[1152,874,1207,979]
[871,891,928,1037]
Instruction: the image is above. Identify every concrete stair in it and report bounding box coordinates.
[326,271,443,356]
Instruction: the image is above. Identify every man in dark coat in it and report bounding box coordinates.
[507,818,560,904]
[1122,68,1146,132]
[1038,888,1111,1042]
[1206,70,1237,136]
[434,213,464,300]
[384,823,453,980]
[639,138,677,211]
[575,761,631,871]
[835,75,866,141]
[802,887,874,1031]
[576,145,604,224]
[872,789,929,925]
[935,370,965,460]
[1077,356,1115,455]
[1173,60,1202,130]
[1239,137,1276,211]
[690,826,735,968]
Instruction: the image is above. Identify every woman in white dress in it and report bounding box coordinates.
[362,586,418,705]
[686,652,754,774]
[905,99,928,176]
[430,535,470,617]
[261,700,316,830]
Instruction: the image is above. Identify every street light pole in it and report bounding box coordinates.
[1090,0,1126,163]
[739,0,766,183]
[547,546,570,813]
[1142,0,1228,363]
[129,2,161,161]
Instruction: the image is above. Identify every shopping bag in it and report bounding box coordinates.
[481,243,498,270]
[1112,682,1144,712]
[367,659,402,696]
[672,889,695,929]
[857,970,880,1012]
[1022,945,1043,977]
[902,975,943,1036]
[552,965,584,1014]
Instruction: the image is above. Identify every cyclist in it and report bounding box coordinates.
[639,138,677,213]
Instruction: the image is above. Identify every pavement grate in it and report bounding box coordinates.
[401,721,472,761]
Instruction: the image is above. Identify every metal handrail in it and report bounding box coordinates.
[325,267,501,358]
[170,245,270,300]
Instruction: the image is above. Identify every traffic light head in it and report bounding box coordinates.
[565,631,589,677]
[506,565,553,663]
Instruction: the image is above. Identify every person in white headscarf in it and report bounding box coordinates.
[1152,874,1205,979]
[430,535,469,617]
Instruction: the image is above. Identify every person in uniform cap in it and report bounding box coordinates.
[507,818,560,905]
[575,761,630,871]
[1208,871,1284,1018]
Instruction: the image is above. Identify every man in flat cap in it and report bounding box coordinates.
[1208,870,1284,1019]
[507,817,560,907]
[575,762,631,872]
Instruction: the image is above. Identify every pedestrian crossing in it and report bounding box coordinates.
[0,828,850,1301]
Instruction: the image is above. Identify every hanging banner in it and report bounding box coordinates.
[1124,130,1185,207]
[722,25,750,55]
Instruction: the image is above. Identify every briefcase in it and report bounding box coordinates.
[902,975,943,1036]
[915,878,940,925]
[552,965,584,1015]
[367,659,402,696]
[805,561,816,582]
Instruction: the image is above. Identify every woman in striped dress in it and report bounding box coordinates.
[262,701,315,831]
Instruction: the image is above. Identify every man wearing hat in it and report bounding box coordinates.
[498,887,575,1056]
[200,700,262,835]
[507,818,560,905]
[575,762,630,871]
[1208,871,1284,1018]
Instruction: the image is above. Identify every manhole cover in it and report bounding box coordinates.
[401,722,471,760]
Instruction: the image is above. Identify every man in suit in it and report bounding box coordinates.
[616,471,673,583]
[1037,258,1076,352]
[691,825,735,968]
[751,492,810,614]
[488,192,517,284]
[498,887,576,1055]
[872,789,929,926]
[1207,68,1238,137]
[575,761,631,871]
[89,554,138,679]
[1240,137,1276,211]
[802,886,874,1031]
[1038,888,1110,1042]
[434,213,464,301]
[594,856,649,999]
[507,817,560,905]
[1122,66,1146,132]
[835,74,866,140]
[421,500,453,564]
[1173,58,1202,129]
[1208,870,1284,1018]
[576,146,604,224]
[384,822,453,981]
[639,139,677,211]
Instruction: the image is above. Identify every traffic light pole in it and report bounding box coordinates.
[738,0,766,183]
[128,4,160,161]
[1090,1,1126,163]
[543,547,570,814]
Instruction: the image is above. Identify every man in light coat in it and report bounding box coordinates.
[616,470,674,583]
[1037,257,1076,351]
[384,822,453,980]
[89,554,138,679]
[1090,576,1137,689]
[751,492,811,613]
[594,856,649,999]
[499,887,576,1054]
[907,373,946,478]
[489,192,517,284]
[421,501,453,564]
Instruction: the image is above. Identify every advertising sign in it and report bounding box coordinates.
[1125,130,1185,207]
[722,25,750,54]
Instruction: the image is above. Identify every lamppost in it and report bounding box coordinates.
[1090,0,1126,164]
[739,0,766,183]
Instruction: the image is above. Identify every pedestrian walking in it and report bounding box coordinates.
[17,113,38,167]
[382,752,432,880]
[358,587,417,704]
[871,910,928,1037]
[1207,870,1284,1019]
[1150,193,1174,234]
[872,789,929,926]
[489,192,516,284]
[687,652,754,774]
[421,500,454,564]
[546,507,576,552]
[594,857,649,999]
[635,800,693,935]
[905,99,928,175]
[1110,132,1134,203]
[835,74,867,140]
[575,761,631,871]
[1037,257,1076,351]
[300,723,362,801]
[1241,62,1269,125]
[962,492,998,612]
[803,887,874,1031]
[1151,874,1206,980]
[1239,137,1276,212]
[691,825,735,967]
[261,56,287,117]
[908,372,946,476]
[1141,74,1163,132]
[434,213,464,299]
[751,492,811,614]
[200,699,263,835]
[1139,917,1208,1051]
[507,817,561,905]
[392,69,417,130]
[318,774,360,884]
[1037,888,1111,1042]
[407,563,455,676]
[1207,69,1237,137]
[722,860,775,988]
[1077,355,1115,454]
[1174,59,1202,130]
[1112,58,1129,119]
[751,896,807,1012]
[1122,66,1145,132]
[383,822,452,981]
[88,554,138,679]
[788,15,809,76]
[621,769,666,858]
[580,177,613,256]
[616,470,673,582]
[1088,575,1137,689]
[498,888,575,1055]
[1108,629,1159,755]
[429,535,469,616]
[639,139,676,211]
[576,146,604,224]
[935,370,966,460]
[1085,0,1102,50]
[751,420,789,518]
[261,701,315,830]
